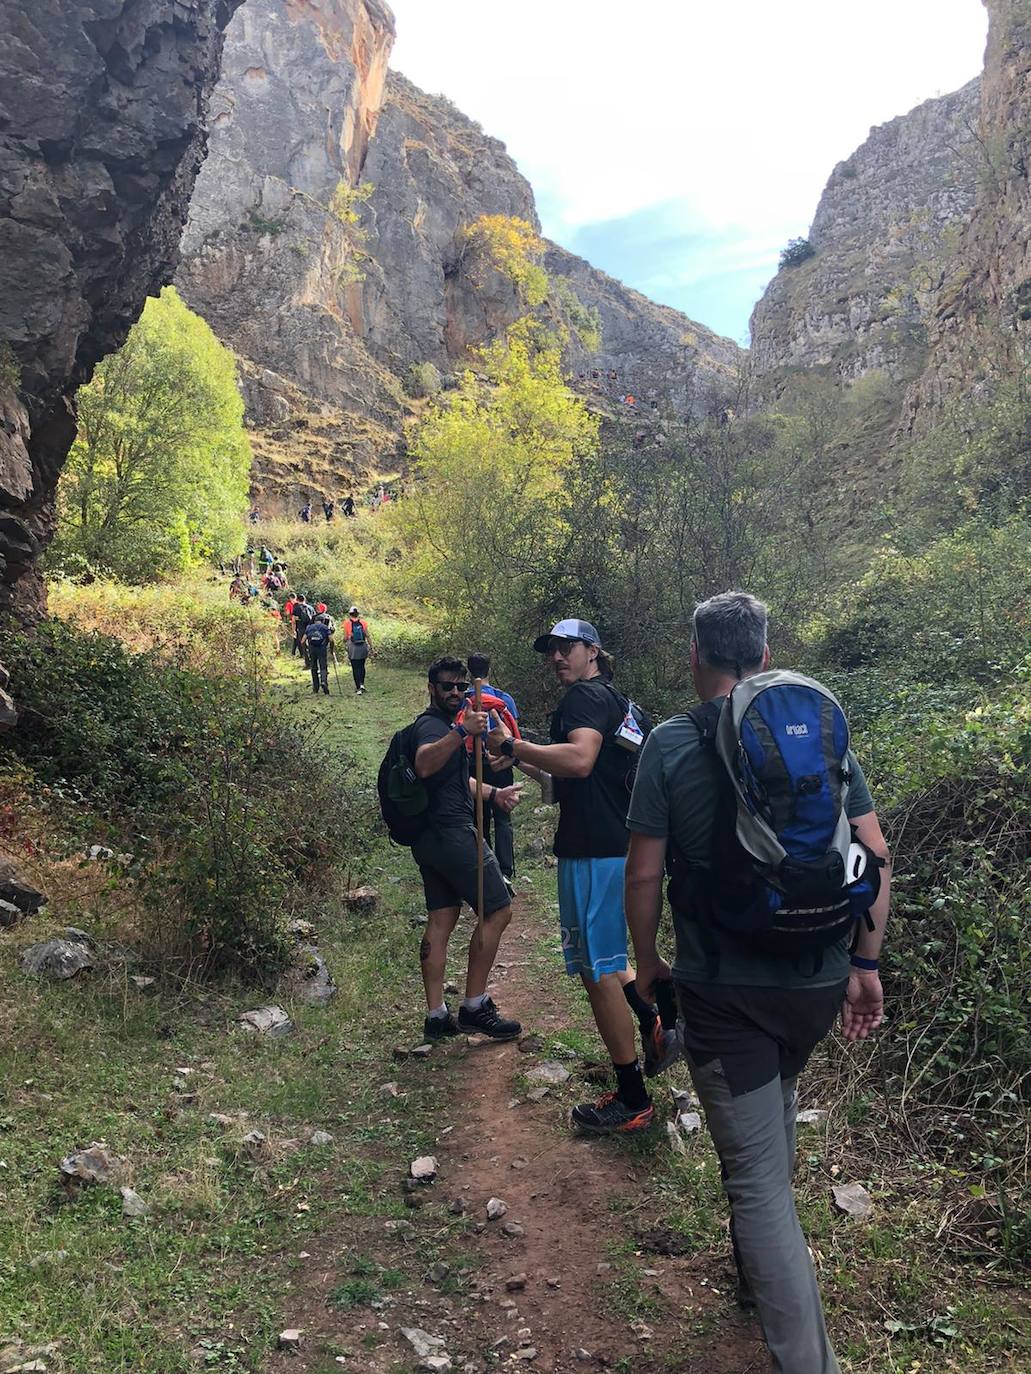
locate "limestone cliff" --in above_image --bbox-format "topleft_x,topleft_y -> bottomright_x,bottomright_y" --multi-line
907,0 -> 1031,425
0,0 -> 242,620
748,81 -> 981,402
177,4 -> 741,508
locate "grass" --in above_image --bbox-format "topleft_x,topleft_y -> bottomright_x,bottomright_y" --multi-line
0,657 -> 452,1372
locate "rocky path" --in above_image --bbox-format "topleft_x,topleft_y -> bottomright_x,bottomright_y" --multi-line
265,893 -> 766,1374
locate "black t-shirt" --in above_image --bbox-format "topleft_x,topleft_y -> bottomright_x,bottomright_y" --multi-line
550,678 -> 636,859
411,707 -> 472,828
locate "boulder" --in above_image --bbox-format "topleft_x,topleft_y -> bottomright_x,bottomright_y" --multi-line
59,1143 -> 127,1187
21,938 -> 93,979
0,864 -> 46,915
120,1186 -> 150,1218
284,944 -> 337,1005
526,1062 -> 570,1087
344,885 -> 380,916
236,1005 -> 293,1037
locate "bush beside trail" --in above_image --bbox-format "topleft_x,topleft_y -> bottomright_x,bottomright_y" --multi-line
2,611 -> 357,978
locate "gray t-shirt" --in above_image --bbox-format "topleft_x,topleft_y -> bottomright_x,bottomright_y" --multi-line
626,709 -> 875,988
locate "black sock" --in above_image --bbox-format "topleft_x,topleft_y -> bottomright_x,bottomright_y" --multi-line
613,1059 -> 649,1110
623,979 -> 658,1035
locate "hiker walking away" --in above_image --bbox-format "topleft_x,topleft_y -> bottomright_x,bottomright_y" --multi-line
322,497 -> 335,523
228,574 -> 245,602
624,591 -> 891,1374
399,658 -> 523,1042
299,500 -> 312,524
291,595 -> 314,663
344,605 -> 372,694
303,613 -> 334,696
464,652 -> 520,893
259,544 -> 274,572
486,619 -> 678,1135
342,493 -> 355,518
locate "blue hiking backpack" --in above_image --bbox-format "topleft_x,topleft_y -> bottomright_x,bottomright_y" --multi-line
670,670 -> 882,956
350,619 -> 366,645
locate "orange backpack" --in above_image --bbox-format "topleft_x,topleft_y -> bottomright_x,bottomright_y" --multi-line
454,691 -> 520,752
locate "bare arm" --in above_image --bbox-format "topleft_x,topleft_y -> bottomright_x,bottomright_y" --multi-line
841,809 -> 892,1042
414,709 -> 488,779
624,832 -> 672,1002
487,725 -> 603,779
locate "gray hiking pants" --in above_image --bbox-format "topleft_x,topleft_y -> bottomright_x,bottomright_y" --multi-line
679,981 -> 843,1374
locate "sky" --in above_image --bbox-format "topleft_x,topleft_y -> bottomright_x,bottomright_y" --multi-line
386,1 -> 989,345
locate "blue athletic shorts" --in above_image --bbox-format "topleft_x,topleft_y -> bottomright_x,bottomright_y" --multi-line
557,856 -> 628,982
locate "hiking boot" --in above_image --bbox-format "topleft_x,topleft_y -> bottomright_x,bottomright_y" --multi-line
423,1010 -> 460,1041
311,685 -> 320,694
321,685 -> 330,695
570,1090 -> 654,1135
457,996 -> 521,1040
643,1021 -> 681,1078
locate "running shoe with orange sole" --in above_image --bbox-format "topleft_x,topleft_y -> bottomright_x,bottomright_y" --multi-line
570,1090 -> 655,1134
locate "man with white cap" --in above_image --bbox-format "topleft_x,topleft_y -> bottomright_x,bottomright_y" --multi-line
487,618 -> 678,1134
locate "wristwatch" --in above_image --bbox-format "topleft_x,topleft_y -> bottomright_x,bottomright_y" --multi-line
451,722 -> 468,740
498,737 -> 516,759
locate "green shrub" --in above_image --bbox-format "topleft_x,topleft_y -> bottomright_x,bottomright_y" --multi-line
779,236 -> 816,268
407,362 -> 442,398
2,620 -> 355,979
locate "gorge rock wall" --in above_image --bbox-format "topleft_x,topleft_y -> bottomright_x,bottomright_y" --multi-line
0,0 -> 242,620
177,4 -> 742,509
907,0 -> 1031,426
748,80 -> 981,404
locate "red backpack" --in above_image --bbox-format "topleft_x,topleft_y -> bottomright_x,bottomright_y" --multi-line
454,692 -> 520,751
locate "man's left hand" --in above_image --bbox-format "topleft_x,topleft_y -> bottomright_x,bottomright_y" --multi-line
633,952 -> 672,1005
492,783 -> 523,814
841,970 -> 884,1041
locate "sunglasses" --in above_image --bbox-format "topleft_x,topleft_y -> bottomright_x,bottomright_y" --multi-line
546,638 -> 583,656
437,679 -> 470,693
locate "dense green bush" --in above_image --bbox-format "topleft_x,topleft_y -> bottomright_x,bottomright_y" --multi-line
779,236 -> 816,268
2,621 -> 354,979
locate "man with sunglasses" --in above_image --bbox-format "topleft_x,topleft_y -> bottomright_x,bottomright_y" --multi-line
408,657 -> 524,1042
487,621 -> 678,1134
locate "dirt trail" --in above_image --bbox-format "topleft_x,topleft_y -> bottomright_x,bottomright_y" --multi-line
267,895 -> 767,1374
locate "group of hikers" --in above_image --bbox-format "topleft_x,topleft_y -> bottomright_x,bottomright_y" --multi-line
376,592 -> 890,1374
297,494 -> 357,523
284,594 -> 372,696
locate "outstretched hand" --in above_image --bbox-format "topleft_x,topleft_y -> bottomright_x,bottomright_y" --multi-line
493,783 -> 523,814
841,970 -> 884,1041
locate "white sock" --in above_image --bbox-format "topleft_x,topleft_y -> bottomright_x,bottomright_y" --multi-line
427,1004 -> 448,1020
462,993 -> 487,1012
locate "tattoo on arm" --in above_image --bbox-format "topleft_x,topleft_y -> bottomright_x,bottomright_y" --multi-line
419,937 -> 431,963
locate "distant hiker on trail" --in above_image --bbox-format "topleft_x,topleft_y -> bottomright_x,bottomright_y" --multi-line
303,613 -> 334,696
315,601 -> 335,632
291,595 -> 314,662
344,605 -> 372,694
249,507 -> 260,524
259,545 -> 274,572
624,591 -> 891,1374
388,657 -> 523,1043
299,501 -> 312,524
462,652 -> 520,893
342,493 -> 355,517
228,574 -> 245,602
486,619 -> 678,1136
322,498 -> 334,523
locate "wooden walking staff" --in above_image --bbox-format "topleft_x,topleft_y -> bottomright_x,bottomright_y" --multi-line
473,676 -> 485,940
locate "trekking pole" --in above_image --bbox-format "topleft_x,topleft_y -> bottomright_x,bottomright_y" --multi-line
473,677 -> 485,943
331,647 -> 342,695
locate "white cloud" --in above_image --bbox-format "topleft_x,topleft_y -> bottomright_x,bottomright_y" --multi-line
386,0 -> 988,335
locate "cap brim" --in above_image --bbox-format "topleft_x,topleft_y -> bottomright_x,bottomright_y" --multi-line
533,634 -> 553,652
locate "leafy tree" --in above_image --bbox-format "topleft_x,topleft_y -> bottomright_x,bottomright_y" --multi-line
460,215 -> 550,307
779,236 -> 816,269
51,287 -> 250,582
386,320 -> 598,653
